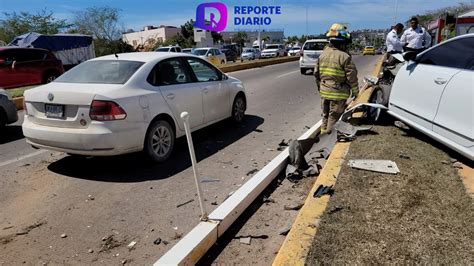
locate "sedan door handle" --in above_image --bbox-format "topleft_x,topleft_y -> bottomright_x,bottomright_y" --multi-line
434,78 -> 447,85
166,93 -> 176,100
202,88 -> 209,94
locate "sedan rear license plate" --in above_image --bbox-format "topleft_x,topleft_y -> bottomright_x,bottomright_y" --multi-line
307,54 -> 318,59
45,104 -> 64,118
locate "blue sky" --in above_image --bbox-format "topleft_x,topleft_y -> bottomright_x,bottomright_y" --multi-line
0,0 -> 472,36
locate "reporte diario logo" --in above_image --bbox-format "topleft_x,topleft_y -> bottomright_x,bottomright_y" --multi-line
194,2 -> 228,32
194,2 -> 282,32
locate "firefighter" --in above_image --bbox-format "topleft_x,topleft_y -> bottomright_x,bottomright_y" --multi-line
314,23 -> 359,134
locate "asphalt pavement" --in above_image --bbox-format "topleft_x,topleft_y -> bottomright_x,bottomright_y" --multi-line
0,55 -> 380,264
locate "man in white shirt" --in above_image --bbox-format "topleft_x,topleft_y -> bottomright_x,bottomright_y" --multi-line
401,16 -> 432,54
386,23 -> 404,54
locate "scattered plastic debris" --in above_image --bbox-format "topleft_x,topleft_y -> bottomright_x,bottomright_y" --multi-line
313,185 -> 334,198
348,159 -> 400,174
127,241 -> 137,251
153,238 -> 162,245
239,237 -> 251,245
176,199 -> 194,208
246,169 -> 258,176
284,203 -> 304,211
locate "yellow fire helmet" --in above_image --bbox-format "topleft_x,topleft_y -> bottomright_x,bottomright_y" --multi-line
326,23 -> 351,42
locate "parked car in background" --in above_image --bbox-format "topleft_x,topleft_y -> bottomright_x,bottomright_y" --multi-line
155,46 -> 182,53
288,46 -> 301,56
22,52 -> 247,162
221,48 -> 238,62
222,44 -> 240,56
363,46 -> 375,55
9,32 -> 95,71
386,33 -> 474,160
0,88 -> 18,131
182,48 -> 194,54
241,48 -> 260,60
261,44 -> 286,58
192,48 -> 227,65
299,39 -> 329,74
375,47 -> 384,54
0,47 -> 65,89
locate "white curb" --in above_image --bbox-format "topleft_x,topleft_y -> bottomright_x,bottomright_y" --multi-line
155,120 -> 322,265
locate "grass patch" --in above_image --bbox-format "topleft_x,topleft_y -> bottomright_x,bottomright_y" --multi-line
7,86 -> 37,98
306,122 -> 474,264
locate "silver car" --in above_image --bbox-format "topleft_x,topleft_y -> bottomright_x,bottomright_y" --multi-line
0,88 -> 18,131
241,48 -> 260,60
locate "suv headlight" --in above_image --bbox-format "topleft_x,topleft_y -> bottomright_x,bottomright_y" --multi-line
0,88 -> 12,101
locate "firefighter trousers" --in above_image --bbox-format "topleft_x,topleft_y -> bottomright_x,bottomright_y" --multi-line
321,98 -> 346,133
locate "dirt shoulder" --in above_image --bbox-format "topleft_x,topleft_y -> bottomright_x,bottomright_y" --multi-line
306,122 -> 474,264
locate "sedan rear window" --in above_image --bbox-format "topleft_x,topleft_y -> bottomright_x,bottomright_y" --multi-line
55,60 -> 144,84
193,49 -> 208,56
155,47 -> 170,52
304,42 -> 328,51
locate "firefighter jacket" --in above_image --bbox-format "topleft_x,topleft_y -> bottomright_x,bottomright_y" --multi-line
314,46 -> 359,100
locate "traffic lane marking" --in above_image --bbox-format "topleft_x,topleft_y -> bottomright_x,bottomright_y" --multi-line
277,70 -> 299,79
0,150 -> 47,168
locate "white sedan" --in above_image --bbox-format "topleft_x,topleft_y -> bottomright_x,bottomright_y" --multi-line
22,52 -> 247,162
387,33 -> 474,160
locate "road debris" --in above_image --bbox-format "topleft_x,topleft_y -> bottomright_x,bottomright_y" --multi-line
339,103 -> 388,122
153,238 -> 162,245
60,233 -> 67,238
88,249 -> 94,253
200,178 -> 220,183
279,225 -> 292,236
15,221 -> 46,236
246,169 -> 259,176
453,162 -> 463,169
277,139 -> 290,151
394,121 -> 410,130
313,185 -> 334,198
211,201 -> 218,205
176,199 -> 194,208
262,196 -> 276,204
335,121 -> 372,142
99,235 -> 122,252
127,241 -> 137,251
88,195 -> 95,201
399,154 -> 411,159
284,203 -> 304,211
348,159 -> 400,174
239,237 -> 251,245
328,205 -> 344,214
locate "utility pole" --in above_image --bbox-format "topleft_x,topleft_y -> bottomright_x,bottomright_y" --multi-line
394,0 -> 399,24
306,5 -> 309,39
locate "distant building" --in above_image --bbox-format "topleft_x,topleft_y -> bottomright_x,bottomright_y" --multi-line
122,25 -> 180,48
194,29 -> 214,48
221,30 -> 285,47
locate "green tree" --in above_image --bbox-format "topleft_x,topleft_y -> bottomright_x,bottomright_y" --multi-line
211,31 -> 223,44
0,9 -> 70,43
72,6 -> 122,40
234,31 -> 247,50
93,38 -> 135,57
409,2 -> 474,26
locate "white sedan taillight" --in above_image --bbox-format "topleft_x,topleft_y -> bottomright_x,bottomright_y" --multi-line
89,100 -> 127,121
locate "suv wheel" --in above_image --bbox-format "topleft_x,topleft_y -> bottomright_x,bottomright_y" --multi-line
300,68 -> 307,75
144,120 -> 175,162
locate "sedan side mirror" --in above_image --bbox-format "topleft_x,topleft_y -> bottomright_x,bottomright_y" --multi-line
402,51 -> 417,62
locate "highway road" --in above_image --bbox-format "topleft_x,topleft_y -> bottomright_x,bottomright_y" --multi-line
0,55 -> 380,264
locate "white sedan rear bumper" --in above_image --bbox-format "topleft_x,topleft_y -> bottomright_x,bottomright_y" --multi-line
22,117 -> 144,156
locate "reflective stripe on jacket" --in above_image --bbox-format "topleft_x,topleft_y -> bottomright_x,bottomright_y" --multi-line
314,46 -> 359,100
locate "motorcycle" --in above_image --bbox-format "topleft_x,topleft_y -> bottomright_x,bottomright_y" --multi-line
364,53 -> 404,121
